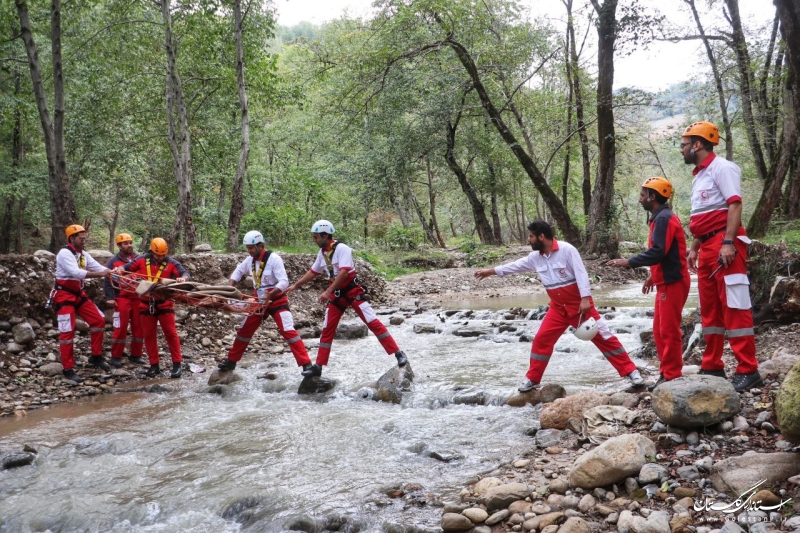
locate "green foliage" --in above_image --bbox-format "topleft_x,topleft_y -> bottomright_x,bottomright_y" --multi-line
384,223 -> 424,250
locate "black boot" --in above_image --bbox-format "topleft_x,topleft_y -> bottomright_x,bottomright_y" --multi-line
170,362 -> 183,379
394,350 -> 408,367
128,356 -> 147,365
63,369 -> 83,383
218,359 -> 236,372
145,364 -> 160,378
732,371 -> 763,392
698,368 -> 726,378
301,363 -> 322,378
647,375 -> 667,392
89,356 -> 111,372
109,358 -> 122,369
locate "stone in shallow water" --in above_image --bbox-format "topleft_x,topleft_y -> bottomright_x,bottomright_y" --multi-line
297,377 -> 336,394
208,370 -> 242,386
373,364 -> 414,404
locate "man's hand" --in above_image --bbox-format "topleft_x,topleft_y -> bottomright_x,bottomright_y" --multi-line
578,297 -> 591,315
687,249 -> 698,273
176,277 -> 186,283
606,259 -> 629,268
474,268 -> 495,280
318,289 -> 332,304
719,243 -> 736,267
106,300 -> 116,308
642,276 -> 654,295
285,284 -> 297,295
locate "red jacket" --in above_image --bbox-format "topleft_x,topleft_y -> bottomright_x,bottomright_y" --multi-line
124,252 -> 189,303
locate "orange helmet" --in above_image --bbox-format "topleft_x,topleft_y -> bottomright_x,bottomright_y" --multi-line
642,177 -> 673,199
683,121 -> 719,146
150,238 -> 168,255
65,224 -> 86,240
115,233 -> 133,245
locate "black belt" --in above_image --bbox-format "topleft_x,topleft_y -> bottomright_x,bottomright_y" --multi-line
698,227 -> 726,243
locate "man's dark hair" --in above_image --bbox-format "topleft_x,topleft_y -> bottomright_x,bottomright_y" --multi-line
643,188 -> 669,205
527,220 -> 553,239
690,135 -> 714,151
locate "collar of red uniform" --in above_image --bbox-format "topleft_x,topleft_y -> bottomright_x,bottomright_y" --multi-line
323,239 -> 337,253
692,152 -> 716,176
551,239 -> 560,251
257,249 -> 267,262
649,204 -> 669,223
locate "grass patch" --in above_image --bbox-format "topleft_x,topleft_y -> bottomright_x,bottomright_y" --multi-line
760,219 -> 800,250
355,247 -> 451,280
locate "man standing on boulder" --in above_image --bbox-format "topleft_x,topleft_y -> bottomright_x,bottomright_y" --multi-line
285,220 -> 408,379
54,224 -> 112,382
104,233 -> 146,368
474,220 -> 643,392
608,178 -> 690,390
681,121 -> 761,392
217,230 -> 313,375
119,238 -> 188,379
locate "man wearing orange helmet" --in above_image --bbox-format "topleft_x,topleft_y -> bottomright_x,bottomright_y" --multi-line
103,233 -> 146,367
54,224 -> 112,382
681,121 -> 761,392
120,238 -> 189,379
608,178 -> 690,390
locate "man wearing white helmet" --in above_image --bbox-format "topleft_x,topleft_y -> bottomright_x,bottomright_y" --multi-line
475,220 -> 642,391
217,230 -> 313,374
286,219 -> 408,378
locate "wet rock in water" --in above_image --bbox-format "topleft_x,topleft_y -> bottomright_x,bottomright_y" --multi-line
540,391 -> 610,429
12,322 -> 35,344
569,434 -> 657,489
283,514 -> 326,532
452,327 -> 490,337
776,359 -> 800,443
220,495 -> 267,524
297,377 -> 336,395
39,362 -> 64,376
1,451 -> 36,470
651,375 -> 740,428
481,482 -> 531,511
507,383 -> 567,407
710,452 -> 800,495
205,384 -> 234,397
428,450 -> 463,462
413,323 -> 441,334
373,364 -> 414,404
335,322 -> 368,339
442,512 -> 473,532
453,390 -> 487,406
208,369 -> 242,386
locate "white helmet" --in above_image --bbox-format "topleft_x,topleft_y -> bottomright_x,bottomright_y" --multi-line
573,317 -> 599,341
311,219 -> 335,234
242,230 -> 265,245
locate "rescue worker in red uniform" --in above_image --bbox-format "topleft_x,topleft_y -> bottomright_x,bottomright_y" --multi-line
475,220 -> 643,392
54,224 -> 112,382
285,220 -> 408,379
608,178 -> 691,390
682,121 -> 762,392
120,238 -> 188,379
217,230 -> 312,374
103,233 -> 146,367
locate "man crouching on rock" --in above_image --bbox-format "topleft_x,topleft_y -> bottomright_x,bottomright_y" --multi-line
474,220 -> 643,392
216,230 -> 313,375
54,224 -> 112,383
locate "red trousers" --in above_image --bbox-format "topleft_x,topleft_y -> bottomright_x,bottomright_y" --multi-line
653,278 -> 691,380
697,232 -> 758,374
55,291 -> 105,370
316,291 -> 399,367
527,305 -> 636,383
140,300 -> 182,365
227,296 -> 311,366
110,297 -> 143,358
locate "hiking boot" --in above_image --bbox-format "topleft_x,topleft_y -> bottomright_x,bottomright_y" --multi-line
88,356 -> 111,372
109,357 -> 122,369
63,369 -> 83,383
128,356 -> 147,365
218,359 -> 236,372
732,371 -> 763,392
698,368 -> 727,378
647,375 -> 667,392
301,363 -> 322,378
170,362 -> 183,379
518,379 -> 539,393
394,350 -> 408,367
145,364 -> 160,378
627,369 -> 645,387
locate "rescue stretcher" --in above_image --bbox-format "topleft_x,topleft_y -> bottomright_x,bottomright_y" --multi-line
109,272 -> 268,315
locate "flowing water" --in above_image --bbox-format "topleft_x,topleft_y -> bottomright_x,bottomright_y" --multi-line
0,281 -> 698,532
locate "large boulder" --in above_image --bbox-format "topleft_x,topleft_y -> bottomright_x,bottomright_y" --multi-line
776,360 -> 800,443
335,322 -> 368,339
540,391 -> 610,430
87,249 -> 113,263
506,383 -> 566,407
651,375 -> 740,428
480,483 -> 531,512
452,327 -> 490,338
710,452 -> 800,495
372,364 -> 414,404
12,322 -> 35,345
207,370 -> 242,385
441,513 -> 473,532
760,353 -> 800,378
298,377 -> 336,394
569,433 -> 656,489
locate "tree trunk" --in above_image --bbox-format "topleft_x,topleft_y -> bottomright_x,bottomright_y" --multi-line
0,198 -> 14,254
585,0 -> 618,256
426,158 -> 446,247
226,0 -> 250,252
108,184 -> 120,251
787,152 -> 800,219
487,161 -> 503,245
438,30 -> 581,244
15,0 -> 76,251
161,0 -> 197,252
406,175 -> 438,246
685,0 -> 734,160
15,198 -> 27,253
562,1 -> 574,209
